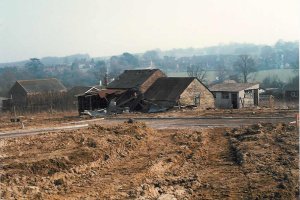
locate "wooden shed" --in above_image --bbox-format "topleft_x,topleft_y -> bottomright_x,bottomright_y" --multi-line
8,78 -> 67,112
66,86 -> 99,110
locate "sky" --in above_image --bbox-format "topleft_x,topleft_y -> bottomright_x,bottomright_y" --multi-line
0,0 -> 299,63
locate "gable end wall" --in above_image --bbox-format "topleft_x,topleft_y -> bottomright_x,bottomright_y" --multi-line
179,79 -> 215,108
9,82 -> 28,105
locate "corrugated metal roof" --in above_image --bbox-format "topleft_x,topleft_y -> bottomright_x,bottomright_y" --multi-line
144,77 -> 196,101
107,69 -> 165,89
209,83 -> 259,92
17,78 -> 66,94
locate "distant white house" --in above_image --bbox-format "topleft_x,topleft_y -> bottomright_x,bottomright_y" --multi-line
209,83 -> 259,109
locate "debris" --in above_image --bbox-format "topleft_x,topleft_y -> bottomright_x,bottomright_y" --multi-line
148,105 -> 168,113
54,179 -> 64,186
104,154 -> 110,161
127,118 -> 134,123
81,109 -> 107,118
10,118 -> 20,122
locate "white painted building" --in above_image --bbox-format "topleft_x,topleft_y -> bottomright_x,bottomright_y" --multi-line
209,83 -> 259,109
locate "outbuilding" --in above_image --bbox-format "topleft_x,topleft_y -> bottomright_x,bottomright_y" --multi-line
209,83 -> 259,109
144,77 -> 215,110
7,78 -> 67,112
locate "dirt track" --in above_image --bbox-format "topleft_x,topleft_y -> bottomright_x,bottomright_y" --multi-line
0,108 -> 297,132
103,116 -> 295,129
0,115 -> 294,139
0,121 -> 299,199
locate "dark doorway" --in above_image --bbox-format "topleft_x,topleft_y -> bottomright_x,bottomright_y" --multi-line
231,93 -> 238,109
254,89 -> 258,106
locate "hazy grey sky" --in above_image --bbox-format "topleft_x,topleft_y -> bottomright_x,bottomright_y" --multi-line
0,0 -> 299,62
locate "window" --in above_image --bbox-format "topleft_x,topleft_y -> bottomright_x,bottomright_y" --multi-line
222,92 -> 229,99
194,93 -> 200,106
244,90 -> 253,98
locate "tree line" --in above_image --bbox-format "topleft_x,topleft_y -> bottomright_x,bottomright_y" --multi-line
0,40 -> 298,96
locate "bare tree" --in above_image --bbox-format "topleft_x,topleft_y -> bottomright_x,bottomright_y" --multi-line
235,55 -> 256,83
216,65 -> 227,83
187,64 -> 207,82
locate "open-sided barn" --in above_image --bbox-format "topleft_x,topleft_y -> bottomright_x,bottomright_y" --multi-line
66,86 -> 104,110
77,88 -> 126,113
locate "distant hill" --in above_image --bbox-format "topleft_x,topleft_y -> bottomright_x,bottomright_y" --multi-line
168,69 -> 298,84
159,43 -> 263,58
0,60 -> 28,68
0,40 -> 298,68
0,54 -> 90,68
41,54 -> 90,66
157,41 -> 298,58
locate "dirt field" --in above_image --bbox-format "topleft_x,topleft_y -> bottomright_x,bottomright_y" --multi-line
0,115 -> 299,199
0,111 -> 79,132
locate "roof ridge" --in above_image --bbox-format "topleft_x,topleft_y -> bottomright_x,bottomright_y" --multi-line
15,78 -> 66,94
18,78 -> 58,82
15,81 -> 29,93
124,68 -> 158,71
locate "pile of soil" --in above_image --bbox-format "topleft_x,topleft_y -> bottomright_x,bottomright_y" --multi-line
0,122 -> 154,199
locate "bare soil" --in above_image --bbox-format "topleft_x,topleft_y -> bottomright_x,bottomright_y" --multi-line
0,111 -> 79,132
0,120 -> 298,199
0,108 -> 297,132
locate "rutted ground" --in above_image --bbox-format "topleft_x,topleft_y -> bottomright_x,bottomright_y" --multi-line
0,122 -> 298,199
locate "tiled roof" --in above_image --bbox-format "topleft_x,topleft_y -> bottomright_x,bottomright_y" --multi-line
145,77 -> 197,101
107,69 -> 165,89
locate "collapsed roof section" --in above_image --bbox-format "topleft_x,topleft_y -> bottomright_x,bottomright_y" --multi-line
77,69 -> 216,115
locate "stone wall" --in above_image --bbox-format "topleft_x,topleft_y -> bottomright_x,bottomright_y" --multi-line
179,79 -> 215,108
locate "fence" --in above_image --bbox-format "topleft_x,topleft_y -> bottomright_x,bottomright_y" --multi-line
259,94 -> 299,109
1,92 -> 79,114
